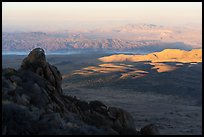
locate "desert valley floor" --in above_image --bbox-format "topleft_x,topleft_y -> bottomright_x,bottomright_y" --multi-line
2,53 -> 202,135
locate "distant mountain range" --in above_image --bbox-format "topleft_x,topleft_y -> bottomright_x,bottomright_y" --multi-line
2,24 -> 202,53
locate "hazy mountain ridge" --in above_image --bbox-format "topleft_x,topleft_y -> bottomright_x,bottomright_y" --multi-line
2,24 -> 201,52
111,24 -> 201,45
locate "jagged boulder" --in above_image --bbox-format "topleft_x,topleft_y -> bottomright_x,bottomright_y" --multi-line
20,48 -> 62,94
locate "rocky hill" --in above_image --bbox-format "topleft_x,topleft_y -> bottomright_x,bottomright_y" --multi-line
2,48 -> 160,135
99,49 -> 202,63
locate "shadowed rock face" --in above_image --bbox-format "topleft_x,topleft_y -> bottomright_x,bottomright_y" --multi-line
140,124 -> 160,135
2,48 -> 159,135
20,48 -> 62,94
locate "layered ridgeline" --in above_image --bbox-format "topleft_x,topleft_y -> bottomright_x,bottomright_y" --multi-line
2,48 -> 160,135
99,49 -> 202,63
2,24 -> 202,53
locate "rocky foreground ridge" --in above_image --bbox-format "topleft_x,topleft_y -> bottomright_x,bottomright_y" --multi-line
99,49 -> 202,63
2,48 -> 159,135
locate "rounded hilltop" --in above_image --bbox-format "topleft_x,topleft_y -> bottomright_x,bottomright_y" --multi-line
99,49 -> 202,63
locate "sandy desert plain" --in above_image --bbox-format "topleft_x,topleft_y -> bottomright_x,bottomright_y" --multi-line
2,52 -> 202,135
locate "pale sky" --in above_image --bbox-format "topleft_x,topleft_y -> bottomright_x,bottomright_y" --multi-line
2,2 -> 202,32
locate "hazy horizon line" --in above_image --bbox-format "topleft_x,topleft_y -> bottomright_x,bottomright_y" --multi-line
2,21 -> 202,33
3,2 -> 201,32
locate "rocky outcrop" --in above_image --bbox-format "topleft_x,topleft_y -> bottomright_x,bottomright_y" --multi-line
20,48 -> 62,93
2,48 -> 159,135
